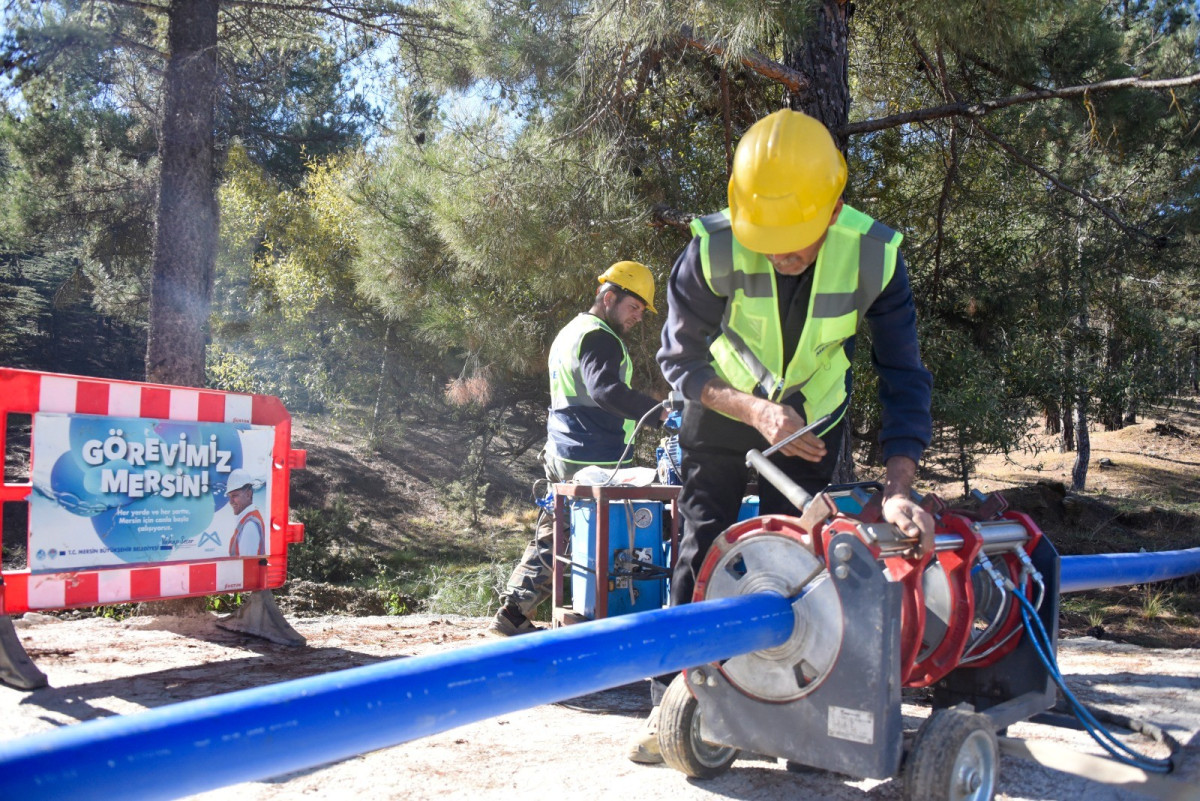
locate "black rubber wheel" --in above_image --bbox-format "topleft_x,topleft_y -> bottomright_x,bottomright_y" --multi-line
658,673 -> 739,779
903,709 -> 999,801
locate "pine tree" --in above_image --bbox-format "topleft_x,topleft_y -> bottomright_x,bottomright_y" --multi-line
342,0 -> 1198,489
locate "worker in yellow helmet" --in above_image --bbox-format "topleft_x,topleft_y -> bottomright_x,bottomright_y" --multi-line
630,110 -> 935,762
488,261 -> 669,637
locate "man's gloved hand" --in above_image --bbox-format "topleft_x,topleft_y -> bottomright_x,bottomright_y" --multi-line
663,410 -> 682,433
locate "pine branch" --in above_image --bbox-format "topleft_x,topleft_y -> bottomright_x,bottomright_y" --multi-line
674,25 -> 810,94
1126,277 -> 1200,287
50,0 -> 458,43
959,51 -> 1047,94
110,32 -> 167,61
552,44 -> 642,142
649,203 -> 694,233
92,0 -> 171,13
931,123 -> 961,305
971,121 -> 1158,244
840,72 -> 1200,136
222,0 -> 461,41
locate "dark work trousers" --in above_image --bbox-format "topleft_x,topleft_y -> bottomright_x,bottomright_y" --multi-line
649,415 -> 845,703
670,418 -> 844,607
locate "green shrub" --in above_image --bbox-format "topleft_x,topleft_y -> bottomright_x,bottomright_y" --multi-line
403,561 -> 510,617
289,498 -> 383,584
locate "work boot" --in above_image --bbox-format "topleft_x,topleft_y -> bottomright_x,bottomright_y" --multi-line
626,705 -> 663,764
485,605 -> 539,637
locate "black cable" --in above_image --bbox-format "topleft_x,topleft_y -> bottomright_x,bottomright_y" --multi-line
600,400 -> 669,486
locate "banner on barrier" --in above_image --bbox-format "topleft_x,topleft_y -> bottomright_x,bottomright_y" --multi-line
1,366 -> 306,614
28,413 -> 275,573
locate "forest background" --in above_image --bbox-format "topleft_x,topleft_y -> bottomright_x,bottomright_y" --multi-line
0,0 -> 1198,639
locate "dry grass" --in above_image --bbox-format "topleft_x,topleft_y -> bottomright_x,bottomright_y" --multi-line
920,398 -> 1200,506
918,395 -> 1200,649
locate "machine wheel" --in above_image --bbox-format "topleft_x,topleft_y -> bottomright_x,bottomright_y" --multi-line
903,708 -> 999,801
658,674 -> 739,779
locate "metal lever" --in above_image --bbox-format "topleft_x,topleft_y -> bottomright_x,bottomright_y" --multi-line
745,450 -> 813,511
758,414 -> 833,459
745,415 -> 833,514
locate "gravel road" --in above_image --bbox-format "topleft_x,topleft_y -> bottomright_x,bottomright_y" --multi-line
2,612 -> 1198,801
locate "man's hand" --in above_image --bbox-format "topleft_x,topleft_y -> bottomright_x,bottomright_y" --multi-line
697,378 -> 827,463
882,494 -> 935,557
750,401 -> 827,462
881,455 -> 935,557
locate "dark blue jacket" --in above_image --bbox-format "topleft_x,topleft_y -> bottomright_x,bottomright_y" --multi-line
657,236 -> 932,465
547,326 -> 661,465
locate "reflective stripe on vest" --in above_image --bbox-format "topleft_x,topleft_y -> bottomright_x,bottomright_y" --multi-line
548,313 -> 636,443
229,508 -> 265,557
691,205 -> 901,430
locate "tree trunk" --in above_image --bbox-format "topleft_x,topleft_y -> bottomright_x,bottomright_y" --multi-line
1060,394 -> 1075,452
1071,394 -> 1090,491
786,0 -> 853,484
1185,333 -> 1195,393
783,0 -> 851,138
143,0 -> 219,616
371,324 -> 393,441
958,428 -> 970,498
1059,265 -> 1075,453
1070,206 -> 1091,491
1122,351 -> 1138,425
145,0 -> 219,388
1043,401 -> 1061,435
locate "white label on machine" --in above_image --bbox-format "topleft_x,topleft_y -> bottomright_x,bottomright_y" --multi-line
827,706 -> 874,745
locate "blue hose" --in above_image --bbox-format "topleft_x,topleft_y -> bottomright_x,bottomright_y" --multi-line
1012,589 -> 1174,773
1060,548 -> 1200,593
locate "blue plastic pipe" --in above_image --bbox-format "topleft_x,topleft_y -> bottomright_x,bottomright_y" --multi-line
1059,547 -> 1200,593
0,592 -> 795,801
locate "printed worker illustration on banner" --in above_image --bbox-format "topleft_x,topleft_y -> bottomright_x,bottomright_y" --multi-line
27,413 -> 275,572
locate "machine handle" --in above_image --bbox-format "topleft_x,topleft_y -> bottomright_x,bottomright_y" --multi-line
745,449 -> 813,511
744,414 -> 831,511
758,414 -> 833,459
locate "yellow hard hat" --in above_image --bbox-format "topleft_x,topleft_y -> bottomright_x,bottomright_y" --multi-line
727,109 -> 848,254
597,260 -> 657,313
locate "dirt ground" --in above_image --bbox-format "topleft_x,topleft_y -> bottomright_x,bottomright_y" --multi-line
3,611 -> 1199,801
3,403 -> 1198,799
919,398 -> 1200,506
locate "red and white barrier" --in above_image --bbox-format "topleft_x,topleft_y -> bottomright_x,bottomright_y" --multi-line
0,368 -> 306,615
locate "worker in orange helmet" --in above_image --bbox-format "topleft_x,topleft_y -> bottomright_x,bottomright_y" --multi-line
632,109 -> 935,763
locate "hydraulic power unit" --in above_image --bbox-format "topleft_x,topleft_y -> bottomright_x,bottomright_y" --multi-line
570,500 -> 665,618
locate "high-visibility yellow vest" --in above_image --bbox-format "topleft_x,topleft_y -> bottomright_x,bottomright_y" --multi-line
691,204 -> 901,433
548,313 -> 636,447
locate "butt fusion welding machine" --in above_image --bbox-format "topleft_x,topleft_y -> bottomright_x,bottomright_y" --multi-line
658,444 -> 1066,801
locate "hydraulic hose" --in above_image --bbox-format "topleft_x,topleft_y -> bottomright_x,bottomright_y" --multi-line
601,399 -> 672,486
976,555 -> 1176,775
